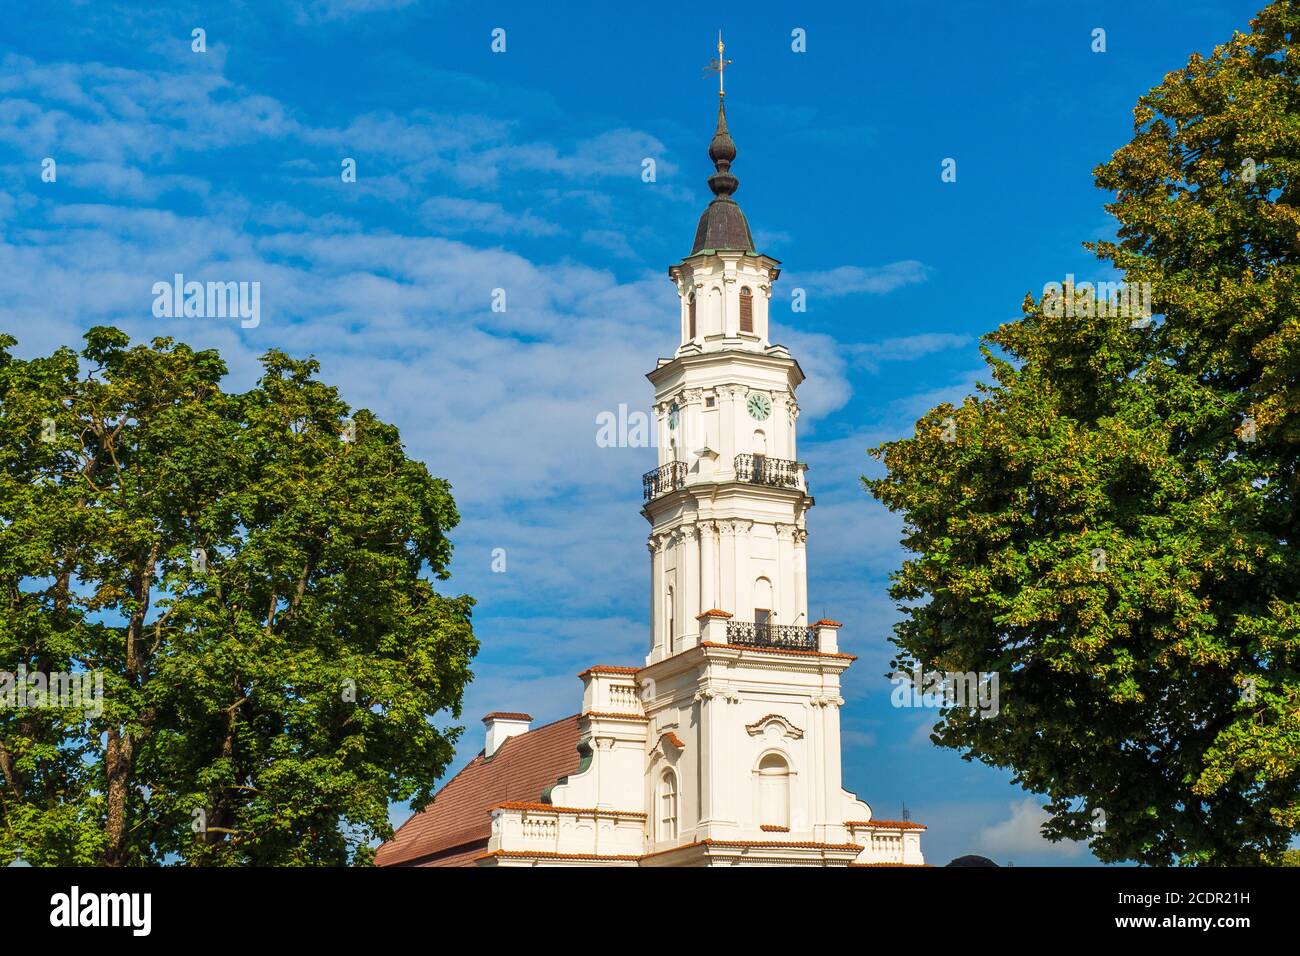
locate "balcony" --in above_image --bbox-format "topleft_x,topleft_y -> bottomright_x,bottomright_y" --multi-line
726,619 -> 817,651
643,460 -> 687,501
734,454 -> 803,489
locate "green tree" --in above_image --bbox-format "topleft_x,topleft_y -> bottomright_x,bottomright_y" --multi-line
0,328 -> 476,865
867,2 -> 1299,865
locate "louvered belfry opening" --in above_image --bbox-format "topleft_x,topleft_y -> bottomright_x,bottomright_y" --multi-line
739,286 -> 753,333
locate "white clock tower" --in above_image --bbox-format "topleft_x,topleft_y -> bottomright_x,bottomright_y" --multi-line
429,43 -> 929,866
619,52 -> 925,865
644,91 -> 808,666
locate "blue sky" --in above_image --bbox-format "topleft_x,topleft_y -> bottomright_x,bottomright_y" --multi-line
0,0 -> 1266,865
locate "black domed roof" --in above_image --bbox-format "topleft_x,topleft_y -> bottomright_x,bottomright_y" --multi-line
689,97 -> 755,254
692,198 -> 754,254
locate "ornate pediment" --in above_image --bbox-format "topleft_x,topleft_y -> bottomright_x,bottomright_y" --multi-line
745,713 -> 804,741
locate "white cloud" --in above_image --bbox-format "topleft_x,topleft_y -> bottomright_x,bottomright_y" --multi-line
581,228 -> 635,259
977,798 -> 1087,859
852,332 -> 973,372
292,0 -> 421,23
420,196 -> 561,237
789,260 -> 930,298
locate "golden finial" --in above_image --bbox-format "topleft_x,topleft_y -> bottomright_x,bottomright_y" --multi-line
704,29 -> 732,98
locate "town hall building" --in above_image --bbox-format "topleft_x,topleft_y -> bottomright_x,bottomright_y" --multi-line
376,48 -> 927,868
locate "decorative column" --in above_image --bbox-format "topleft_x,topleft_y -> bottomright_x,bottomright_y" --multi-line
699,520 -> 717,612
677,276 -> 690,343
775,523 -> 794,624
695,688 -> 716,830
648,536 -> 661,659
719,385 -> 738,480
655,401 -> 670,463
810,691 -> 846,839
681,524 -> 700,646
788,399 -> 800,464
733,519 -> 753,621
719,520 -> 737,614
721,265 -> 737,337
772,392 -> 790,460
793,528 -> 808,626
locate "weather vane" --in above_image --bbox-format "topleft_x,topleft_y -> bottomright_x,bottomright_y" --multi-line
704,30 -> 732,97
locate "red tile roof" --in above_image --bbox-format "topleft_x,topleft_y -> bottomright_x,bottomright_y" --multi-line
376,715 -> 583,867
482,711 -> 532,722
577,664 -> 640,678
657,731 -> 685,750
846,819 -> 928,830
583,711 -> 650,721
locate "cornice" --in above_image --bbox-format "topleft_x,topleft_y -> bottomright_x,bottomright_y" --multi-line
647,347 -> 806,389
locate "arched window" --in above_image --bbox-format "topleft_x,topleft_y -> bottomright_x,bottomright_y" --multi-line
739,286 -> 754,333
758,753 -> 790,829
707,286 -> 723,336
659,769 -> 678,841
688,293 -> 696,340
753,429 -> 767,455
754,576 -> 773,631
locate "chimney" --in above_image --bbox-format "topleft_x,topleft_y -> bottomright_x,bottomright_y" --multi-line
482,712 -> 532,757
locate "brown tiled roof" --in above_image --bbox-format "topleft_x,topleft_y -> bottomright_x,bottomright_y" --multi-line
376,715 -> 583,867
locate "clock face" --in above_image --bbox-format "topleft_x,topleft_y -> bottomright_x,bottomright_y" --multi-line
668,403 -> 680,430
747,392 -> 772,421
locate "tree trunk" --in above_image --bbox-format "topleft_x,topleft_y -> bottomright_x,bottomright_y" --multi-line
102,541 -> 159,866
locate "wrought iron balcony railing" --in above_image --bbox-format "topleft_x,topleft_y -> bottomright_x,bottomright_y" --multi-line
643,460 -> 687,501
726,620 -> 817,651
734,454 -> 803,489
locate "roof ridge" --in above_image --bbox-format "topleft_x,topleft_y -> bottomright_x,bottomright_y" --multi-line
526,713 -> 582,734
481,712 -> 580,763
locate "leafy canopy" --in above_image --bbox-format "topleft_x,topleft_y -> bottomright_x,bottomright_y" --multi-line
867,3 -> 1299,865
0,328 -> 476,865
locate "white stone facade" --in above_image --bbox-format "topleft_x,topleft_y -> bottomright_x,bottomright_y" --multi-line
480,244 -> 926,867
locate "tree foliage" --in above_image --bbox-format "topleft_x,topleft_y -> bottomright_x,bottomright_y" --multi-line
867,3 -> 1299,864
0,328 -> 476,865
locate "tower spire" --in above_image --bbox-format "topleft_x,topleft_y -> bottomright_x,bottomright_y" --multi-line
707,29 -> 730,98
691,31 -> 753,254
703,31 -> 737,199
